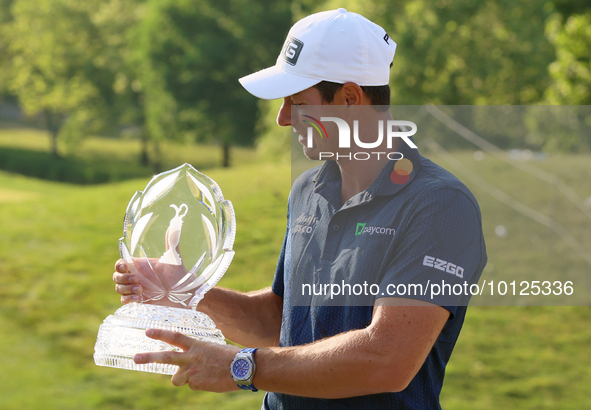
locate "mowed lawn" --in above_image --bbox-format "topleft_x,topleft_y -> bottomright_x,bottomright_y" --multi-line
0,128 -> 590,409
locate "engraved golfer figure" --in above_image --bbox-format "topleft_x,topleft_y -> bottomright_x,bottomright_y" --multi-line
160,203 -> 188,266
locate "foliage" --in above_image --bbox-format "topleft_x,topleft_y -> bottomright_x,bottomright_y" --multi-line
0,0 -> 14,95
133,0 -> 291,167
3,0 -> 116,155
88,0 -> 152,165
255,98 -> 291,163
3,0 -> 591,155
327,0 -> 556,105
540,12 -> 591,151
545,12 -> 591,105
261,0 -> 568,150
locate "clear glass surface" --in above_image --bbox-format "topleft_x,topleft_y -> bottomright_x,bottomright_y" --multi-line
94,304 -> 226,375
120,163 -> 236,308
95,164 -> 234,373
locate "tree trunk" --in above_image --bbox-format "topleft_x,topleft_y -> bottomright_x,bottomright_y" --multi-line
222,140 -> 231,168
50,130 -> 59,158
152,140 -> 162,174
44,110 -> 62,158
140,128 -> 149,166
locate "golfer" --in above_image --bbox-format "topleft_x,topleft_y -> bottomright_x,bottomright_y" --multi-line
114,9 -> 486,409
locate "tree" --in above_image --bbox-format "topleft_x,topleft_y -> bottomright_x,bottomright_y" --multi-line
89,0 -> 153,166
539,11 -> 591,151
133,0 -> 291,167
0,0 -> 15,99
545,12 -> 591,105
3,0 -> 116,156
380,0 -> 556,105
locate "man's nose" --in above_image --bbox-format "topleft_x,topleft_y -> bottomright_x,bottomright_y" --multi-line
276,97 -> 292,127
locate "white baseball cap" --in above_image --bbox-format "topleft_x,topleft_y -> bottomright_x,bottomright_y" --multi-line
239,8 -> 397,100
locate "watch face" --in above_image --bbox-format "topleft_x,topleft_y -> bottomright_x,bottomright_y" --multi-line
232,358 -> 251,380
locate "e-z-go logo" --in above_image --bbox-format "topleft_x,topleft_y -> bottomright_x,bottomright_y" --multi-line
304,117 -> 418,161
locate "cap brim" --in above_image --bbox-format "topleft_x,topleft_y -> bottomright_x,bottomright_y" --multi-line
239,66 -> 321,100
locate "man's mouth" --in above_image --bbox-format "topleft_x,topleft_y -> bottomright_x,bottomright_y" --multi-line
294,127 -> 309,146
298,134 -> 306,145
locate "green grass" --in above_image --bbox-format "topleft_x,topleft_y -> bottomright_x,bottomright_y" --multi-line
0,127 -> 590,409
0,161 -> 288,410
441,306 -> 591,410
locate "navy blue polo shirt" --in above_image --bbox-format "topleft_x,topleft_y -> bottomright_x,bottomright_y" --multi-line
263,145 -> 487,410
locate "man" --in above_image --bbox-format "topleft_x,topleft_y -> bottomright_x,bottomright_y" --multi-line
113,9 -> 486,409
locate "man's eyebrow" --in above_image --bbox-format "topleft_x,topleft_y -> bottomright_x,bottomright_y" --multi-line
291,90 -> 307,99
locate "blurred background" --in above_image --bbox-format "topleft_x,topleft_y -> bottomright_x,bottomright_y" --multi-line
0,0 -> 590,409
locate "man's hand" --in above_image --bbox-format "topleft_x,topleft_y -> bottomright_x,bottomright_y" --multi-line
113,258 -> 197,307
113,258 -> 283,347
113,259 -> 142,304
133,329 -> 241,392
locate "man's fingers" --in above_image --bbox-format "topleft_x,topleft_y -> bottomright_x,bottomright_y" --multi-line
144,329 -> 194,350
134,329 -> 196,365
171,371 -> 189,387
133,350 -> 184,366
115,283 -> 142,295
112,272 -> 139,285
114,259 -> 130,273
121,294 -> 140,304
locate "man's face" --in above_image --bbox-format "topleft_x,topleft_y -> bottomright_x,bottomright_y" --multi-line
276,86 -> 339,160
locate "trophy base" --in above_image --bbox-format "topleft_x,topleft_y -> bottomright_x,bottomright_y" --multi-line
94,303 -> 226,375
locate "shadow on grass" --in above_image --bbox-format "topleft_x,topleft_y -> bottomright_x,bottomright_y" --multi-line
0,146 -> 217,185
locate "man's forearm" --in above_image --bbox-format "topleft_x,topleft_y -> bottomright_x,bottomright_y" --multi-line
251,304 -> 449,399
134,301 -> 449,398
253,328 -> 396,398
197,286 -> 282,347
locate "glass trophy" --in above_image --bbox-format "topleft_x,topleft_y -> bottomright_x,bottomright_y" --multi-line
94,163 -> 235,375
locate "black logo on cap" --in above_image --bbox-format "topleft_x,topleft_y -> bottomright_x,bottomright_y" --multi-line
281,36 -> 304,66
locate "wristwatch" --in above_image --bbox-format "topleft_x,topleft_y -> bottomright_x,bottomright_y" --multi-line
230,348 -> 258,391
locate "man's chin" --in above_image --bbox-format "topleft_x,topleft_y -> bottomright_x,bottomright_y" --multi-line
301,147 -> 338,161
302,148 -> 319,161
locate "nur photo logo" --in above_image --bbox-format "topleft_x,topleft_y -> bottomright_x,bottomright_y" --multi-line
302,114 -> 418,161
303,115 -> 328,141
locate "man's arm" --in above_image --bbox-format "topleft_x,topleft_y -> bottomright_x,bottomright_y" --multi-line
113,260 -> 283,348
198,286 -> 283,348
253,299 -> 449,397
134,298 -> 449,398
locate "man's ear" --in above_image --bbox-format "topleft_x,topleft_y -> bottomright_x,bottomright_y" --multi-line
338,82 -> 365,105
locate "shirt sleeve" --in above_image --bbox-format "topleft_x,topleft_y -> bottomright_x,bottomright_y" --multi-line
378,187 -> 487,314
271,200 -> 291,298
271,227 -> 288,298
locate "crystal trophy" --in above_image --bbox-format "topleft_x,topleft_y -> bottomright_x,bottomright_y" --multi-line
94,163 -> 235,375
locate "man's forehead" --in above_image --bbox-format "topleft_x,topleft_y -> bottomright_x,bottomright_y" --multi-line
290,88 -> 312,98
290,86 -> 322,100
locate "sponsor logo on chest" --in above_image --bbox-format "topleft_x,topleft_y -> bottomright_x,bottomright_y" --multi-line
294,213 -> 318,234
354,222 -> 396,237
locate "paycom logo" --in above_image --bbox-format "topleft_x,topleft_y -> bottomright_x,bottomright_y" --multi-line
355,222 -> 396,236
